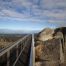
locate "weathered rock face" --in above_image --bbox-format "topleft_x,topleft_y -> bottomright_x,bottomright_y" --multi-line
38,28 -> 54,41
35,27 -> 66,66
54,27 -> 66,43
54,27 -> 66,63
35,61 -> 59,66
35,39 -> 60,62
35,44 -> 45,61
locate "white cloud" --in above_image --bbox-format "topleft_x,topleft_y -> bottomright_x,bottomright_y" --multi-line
0,9 -> 31,18
47,19 -> 66,27
0,0 -> 66,25
48,19 -> 65,23
43,10 -> 66,19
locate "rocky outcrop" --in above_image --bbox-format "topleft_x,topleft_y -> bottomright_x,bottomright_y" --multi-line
37,28 -> 54,41
35,39 -> 60,61
35,27 -> 66,66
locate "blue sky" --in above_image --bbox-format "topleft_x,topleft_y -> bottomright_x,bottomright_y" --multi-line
0,17 -> 57,31
0,0 -> 66,32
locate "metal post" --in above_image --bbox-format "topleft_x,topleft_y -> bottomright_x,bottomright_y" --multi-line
20,42 -> 22,49
7,51 -> 10,66
16,45 -> 18,58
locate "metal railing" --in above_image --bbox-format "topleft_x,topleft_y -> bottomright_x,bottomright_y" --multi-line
29,34 -> 35,66
0,35 -> 31,66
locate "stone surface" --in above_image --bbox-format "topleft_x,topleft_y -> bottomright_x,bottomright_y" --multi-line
35,61 -> 59,66
38,28 -> 54,41
35,27 -> 66,66
35,39 -> 60,61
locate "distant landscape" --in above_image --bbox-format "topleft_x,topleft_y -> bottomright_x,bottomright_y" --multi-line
0,29 -> 40,34
0,34 -> 26,49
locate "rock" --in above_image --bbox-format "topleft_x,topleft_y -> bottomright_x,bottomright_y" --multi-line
35,39 -> 60,61
35,61 -> 59,66
35,44 -> 45,61
35,41 -> 43,47
35,27 -> 66,66
38,28 -> 54,41
54,32 -> 63,39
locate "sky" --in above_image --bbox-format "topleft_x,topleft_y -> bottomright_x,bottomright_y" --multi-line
0,0 -> 66,32
0,17 -> 56,31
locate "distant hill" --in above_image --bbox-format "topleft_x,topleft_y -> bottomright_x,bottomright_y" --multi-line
0,29 -> 39,34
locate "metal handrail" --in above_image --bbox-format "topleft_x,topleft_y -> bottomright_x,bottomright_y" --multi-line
0,35 -> 31,66
29,34 -> 35,66
13,37 -> 30,66
0,35 -> 29,57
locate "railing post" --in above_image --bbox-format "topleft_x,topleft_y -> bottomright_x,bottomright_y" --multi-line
16,45 -> 19,58
21,43 -> 22,50
7,51 -> 10,66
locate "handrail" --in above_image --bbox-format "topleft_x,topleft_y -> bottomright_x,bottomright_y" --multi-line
29,34 -> 35,66
0,35 -> 29,57
0,34 -> 32,66
13,38 -> 29,66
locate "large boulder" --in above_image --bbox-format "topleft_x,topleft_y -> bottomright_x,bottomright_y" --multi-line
38,28 -> 54,41
35,27 -> 66,66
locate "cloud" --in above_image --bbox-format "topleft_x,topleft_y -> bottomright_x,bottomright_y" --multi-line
0,0 -> 66,26
0,9 -> 31,18
47,19 -> 66,27
0,15 -> 44,23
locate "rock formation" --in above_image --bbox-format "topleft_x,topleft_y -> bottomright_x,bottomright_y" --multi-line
37,28 -> 54,41
35,27 -> 66,66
